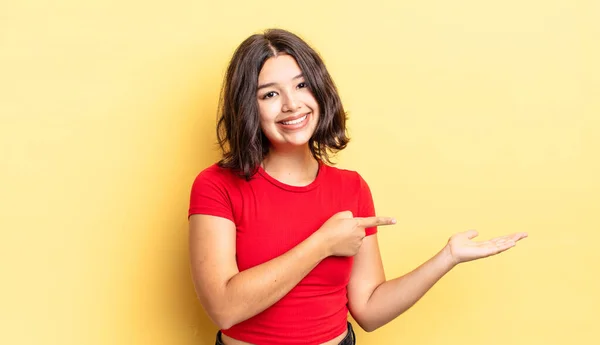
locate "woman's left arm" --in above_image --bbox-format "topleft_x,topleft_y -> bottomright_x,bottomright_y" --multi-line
347,230 -> 528,332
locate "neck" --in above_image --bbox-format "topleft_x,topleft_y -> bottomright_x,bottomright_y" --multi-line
262,145 -> 319,187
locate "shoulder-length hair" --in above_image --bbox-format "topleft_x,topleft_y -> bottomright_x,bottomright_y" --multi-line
216,28 -> 349,180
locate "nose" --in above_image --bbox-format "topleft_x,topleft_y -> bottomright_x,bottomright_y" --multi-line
281,91 -> 299,113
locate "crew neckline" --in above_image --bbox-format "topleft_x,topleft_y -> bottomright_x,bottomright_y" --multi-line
257,161 -> 326,192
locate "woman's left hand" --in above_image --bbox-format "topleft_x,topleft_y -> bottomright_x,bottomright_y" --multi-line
445,230 -> 528,265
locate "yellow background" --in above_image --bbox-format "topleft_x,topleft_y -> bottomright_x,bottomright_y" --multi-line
1,1 -> 598,344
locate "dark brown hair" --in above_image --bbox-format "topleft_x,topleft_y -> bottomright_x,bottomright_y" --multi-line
216,28 -> 349,180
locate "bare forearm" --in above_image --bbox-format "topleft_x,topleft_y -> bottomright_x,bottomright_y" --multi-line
361,245 -> 456,331
209,233 -> 328,328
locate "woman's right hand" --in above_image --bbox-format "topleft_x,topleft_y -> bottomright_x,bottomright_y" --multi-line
317,211 -> 396,257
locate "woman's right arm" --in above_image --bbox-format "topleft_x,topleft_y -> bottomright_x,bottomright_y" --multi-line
189,211 -> 395,330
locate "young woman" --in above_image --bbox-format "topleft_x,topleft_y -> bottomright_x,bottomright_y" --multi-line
188,28 -> 527,345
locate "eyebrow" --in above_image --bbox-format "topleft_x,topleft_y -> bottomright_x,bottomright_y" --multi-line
257,73 -> 304,91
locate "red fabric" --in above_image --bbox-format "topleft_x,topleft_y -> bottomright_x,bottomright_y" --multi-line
189,162 -> 377,345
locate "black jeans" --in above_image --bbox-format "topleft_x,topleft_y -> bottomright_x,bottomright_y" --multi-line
215,322 -> 356,345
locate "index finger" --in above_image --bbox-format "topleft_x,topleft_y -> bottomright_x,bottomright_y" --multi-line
355,216 -> 396,228
493,232 -> 529,242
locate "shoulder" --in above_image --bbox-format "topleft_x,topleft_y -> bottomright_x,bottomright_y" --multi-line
190,163 -> 249,199
321,164 -> 372,198
322,164 -> 369,186
193,163 -> 242,187
323,164 -> 376,219
189,163 -> 246,220
196,163 -> 234,179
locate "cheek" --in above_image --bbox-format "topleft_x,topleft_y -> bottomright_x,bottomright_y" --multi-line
258,101 -> 280,121
257,110 -> 272,130
303,94 -> 320,114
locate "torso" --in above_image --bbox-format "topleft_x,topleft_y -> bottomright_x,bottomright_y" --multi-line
189,163 -> 376,344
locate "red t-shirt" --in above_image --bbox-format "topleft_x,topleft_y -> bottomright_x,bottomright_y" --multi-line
188,162 -> 377,345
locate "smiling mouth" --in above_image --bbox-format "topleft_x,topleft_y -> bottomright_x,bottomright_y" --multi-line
279,113 -> 309,125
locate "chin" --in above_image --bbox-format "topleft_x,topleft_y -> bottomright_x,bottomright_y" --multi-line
270,136 -> 312,150
267,125 -> 318,149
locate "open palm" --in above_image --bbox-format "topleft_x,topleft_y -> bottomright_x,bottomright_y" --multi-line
447,230 -> 528,265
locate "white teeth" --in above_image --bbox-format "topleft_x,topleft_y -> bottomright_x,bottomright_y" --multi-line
281,114 -> 308,125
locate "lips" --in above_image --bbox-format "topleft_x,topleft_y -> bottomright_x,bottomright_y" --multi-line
281,114 -> 308,125
278,112 -> 309,124
277,112 -> 311,130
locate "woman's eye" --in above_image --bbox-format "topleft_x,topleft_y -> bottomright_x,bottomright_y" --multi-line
298,82 -> 307,89
263,91 -> 277,99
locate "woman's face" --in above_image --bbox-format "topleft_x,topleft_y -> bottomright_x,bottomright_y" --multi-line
256,54 -> 320,150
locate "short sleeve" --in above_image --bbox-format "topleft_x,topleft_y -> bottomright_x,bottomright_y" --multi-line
357,173 -> 378,236
188,167 -> 235,222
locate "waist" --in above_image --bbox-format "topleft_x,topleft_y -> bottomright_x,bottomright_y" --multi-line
218,322 -> 355,345
222,294 -> 349,344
